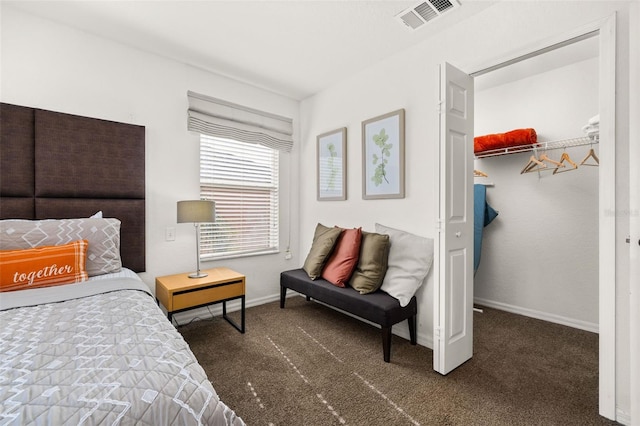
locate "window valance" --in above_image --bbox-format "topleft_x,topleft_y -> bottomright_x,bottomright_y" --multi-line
187,91 -> 293,152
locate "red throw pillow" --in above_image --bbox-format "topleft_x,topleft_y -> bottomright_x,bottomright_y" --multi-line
321,227 -> 362,287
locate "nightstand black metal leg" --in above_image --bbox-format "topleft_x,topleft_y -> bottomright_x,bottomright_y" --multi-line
222,296 -> 245,333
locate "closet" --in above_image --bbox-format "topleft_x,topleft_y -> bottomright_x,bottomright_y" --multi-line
472,36 -> 600,332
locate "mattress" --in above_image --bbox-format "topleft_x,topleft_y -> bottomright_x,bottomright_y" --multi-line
0,271 -> 244,425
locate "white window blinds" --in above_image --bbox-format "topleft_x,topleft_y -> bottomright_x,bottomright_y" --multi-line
199,135 -> 279,259
188,91 -> 293,152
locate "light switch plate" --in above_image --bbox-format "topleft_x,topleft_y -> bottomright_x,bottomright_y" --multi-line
165,227 -> 176,241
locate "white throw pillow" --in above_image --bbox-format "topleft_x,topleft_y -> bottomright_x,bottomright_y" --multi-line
375,223 -> 434,307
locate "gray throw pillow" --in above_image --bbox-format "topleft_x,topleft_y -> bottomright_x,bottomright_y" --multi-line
302,223 -> 342,280
0,218 -> 122,277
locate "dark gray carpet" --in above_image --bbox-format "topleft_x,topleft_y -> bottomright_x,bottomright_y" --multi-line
179,296 -> 617,426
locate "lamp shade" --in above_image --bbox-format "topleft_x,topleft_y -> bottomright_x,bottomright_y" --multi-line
177,200 -> 215,223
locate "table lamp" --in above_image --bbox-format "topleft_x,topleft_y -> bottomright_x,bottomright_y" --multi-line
177,200 -> 215,278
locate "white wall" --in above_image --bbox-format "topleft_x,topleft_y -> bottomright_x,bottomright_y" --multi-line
299,52 -> 439,346
0,6 -> 301,312
473,56 -> 600,330
299,1 -> 633,421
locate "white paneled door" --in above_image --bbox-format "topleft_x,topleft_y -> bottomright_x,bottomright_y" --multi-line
434,62 -> 474,375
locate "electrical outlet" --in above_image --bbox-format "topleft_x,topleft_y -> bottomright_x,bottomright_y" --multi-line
165,227 -> 176,241
284,250 -> 292,260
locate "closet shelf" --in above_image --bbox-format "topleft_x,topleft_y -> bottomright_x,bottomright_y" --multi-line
475,135 -> 599,159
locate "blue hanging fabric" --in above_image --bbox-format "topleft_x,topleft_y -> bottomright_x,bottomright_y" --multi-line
474,184 -> 498,274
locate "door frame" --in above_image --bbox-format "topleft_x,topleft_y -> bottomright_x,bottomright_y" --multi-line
464,14 -> 617,420
629,3 -> 640,424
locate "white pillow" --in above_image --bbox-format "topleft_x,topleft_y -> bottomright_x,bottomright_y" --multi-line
375,223 -> 434,307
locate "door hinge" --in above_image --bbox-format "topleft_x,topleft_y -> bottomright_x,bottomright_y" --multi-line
435,326 -> 444,341
437,100 -> 443,114
436,219 -> 443,233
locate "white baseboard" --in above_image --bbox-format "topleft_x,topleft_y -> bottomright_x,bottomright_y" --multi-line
473,297 -> 599,334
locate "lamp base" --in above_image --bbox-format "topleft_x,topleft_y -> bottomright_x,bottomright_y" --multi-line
188,271 -> 208,279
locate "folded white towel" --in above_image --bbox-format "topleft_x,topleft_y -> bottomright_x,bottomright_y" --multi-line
582,123 -> 600,141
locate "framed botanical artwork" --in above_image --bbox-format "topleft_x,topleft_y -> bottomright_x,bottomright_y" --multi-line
362,109 -> 405,199
317,127 -> 347,201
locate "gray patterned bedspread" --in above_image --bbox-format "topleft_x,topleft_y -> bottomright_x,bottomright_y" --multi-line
0,277 -> 245,426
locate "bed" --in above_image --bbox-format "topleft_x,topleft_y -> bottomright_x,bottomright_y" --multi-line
0,103 -> 244,425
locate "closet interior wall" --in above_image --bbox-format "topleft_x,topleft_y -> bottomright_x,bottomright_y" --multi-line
473,52 -> 600,332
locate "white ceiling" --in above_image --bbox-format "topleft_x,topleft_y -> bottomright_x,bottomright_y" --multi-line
4,0 -> 497,100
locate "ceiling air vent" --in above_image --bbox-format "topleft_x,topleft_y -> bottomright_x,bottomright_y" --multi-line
395,0 -> 460,30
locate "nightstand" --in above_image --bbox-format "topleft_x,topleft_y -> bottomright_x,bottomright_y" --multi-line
155,267 -> 245,333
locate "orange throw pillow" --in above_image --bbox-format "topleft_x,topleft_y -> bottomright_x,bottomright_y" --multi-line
0,240 -> 89,292
321,227 -> 362,287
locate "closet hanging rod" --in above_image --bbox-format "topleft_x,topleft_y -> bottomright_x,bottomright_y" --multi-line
474,135 -> 598,159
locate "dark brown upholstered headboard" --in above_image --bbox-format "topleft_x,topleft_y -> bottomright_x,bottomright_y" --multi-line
0,103 -> 146,272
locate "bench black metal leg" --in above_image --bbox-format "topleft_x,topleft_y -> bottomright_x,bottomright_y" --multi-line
408,315 -> 417,345
280,287 -> 287,308
382,326 -> 392,363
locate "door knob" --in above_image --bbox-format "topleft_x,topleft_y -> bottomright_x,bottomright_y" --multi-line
455,232 -> 461,238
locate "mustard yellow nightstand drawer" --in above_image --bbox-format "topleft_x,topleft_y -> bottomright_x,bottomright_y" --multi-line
172,281 -> 244,311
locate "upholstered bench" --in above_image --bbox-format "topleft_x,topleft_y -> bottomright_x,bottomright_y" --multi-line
280,268 -> 417,363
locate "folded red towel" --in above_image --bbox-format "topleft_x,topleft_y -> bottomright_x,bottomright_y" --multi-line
474,128 -> 537,153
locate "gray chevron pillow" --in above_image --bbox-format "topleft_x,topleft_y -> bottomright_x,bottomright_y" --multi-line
1,218 -> 122,277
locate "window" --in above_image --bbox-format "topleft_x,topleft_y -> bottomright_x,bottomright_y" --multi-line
199,135 -> 279,259
187,91 -> 291,260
